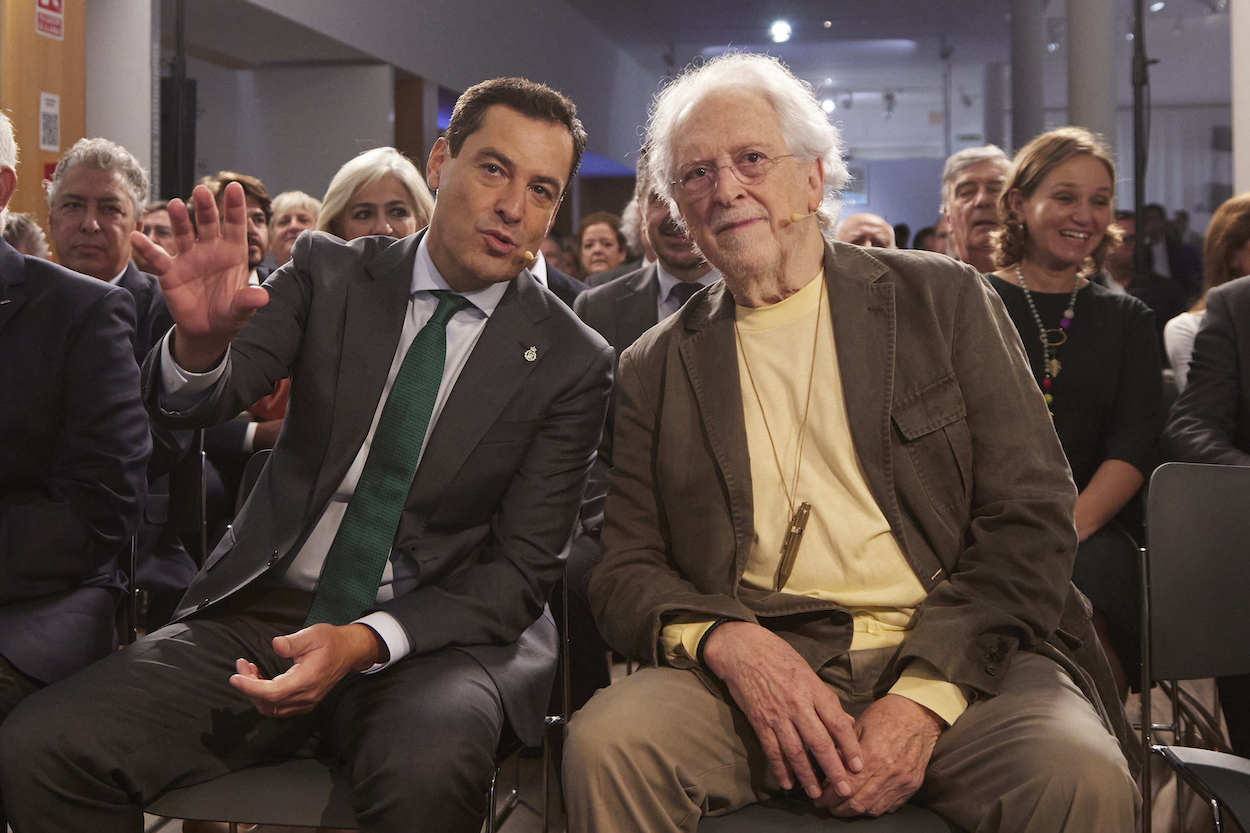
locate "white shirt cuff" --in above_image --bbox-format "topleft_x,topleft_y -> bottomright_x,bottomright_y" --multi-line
355,611 -> 411,673
159,329 -> 228,395
242,420 -> 258,453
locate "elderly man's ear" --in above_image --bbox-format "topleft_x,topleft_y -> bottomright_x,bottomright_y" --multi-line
0,167 -> 16,213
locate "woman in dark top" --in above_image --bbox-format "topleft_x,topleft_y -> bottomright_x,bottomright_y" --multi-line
988,127 -> 1163,696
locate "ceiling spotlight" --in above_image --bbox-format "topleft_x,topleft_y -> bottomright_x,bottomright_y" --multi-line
1149,1 -> 1166,11
770,20 -> 792,43
823,20 -> 832,28
1046,41 -> 1060,53
824,77 -> 833,86
1126,31 -> 1135,40
822,98 -> 836,113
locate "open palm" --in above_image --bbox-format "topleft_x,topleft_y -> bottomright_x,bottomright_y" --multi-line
132,182 -> 269,368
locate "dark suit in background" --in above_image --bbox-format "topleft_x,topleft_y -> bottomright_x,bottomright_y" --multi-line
544,262 -> 587,309
115,263 -> 199,627
0,238 -> 150,707
585,257 -> 645,288
1164,274 -> 1250,754
1,231 -> 612,833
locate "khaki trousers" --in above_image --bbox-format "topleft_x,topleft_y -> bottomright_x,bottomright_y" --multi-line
564,650 -> 1138,832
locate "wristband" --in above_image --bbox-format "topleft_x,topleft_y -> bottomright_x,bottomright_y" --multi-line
695,618 -> 732,666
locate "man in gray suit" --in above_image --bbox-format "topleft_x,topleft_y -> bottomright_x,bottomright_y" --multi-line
2,77 -> 612,833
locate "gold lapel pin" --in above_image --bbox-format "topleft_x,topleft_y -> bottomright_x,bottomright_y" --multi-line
524,346 -> 538,362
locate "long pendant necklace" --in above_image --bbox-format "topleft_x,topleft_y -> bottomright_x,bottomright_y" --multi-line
735,279 -> 823,591
1014,264 -> 1080,409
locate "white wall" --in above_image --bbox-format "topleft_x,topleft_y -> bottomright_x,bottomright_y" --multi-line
246,0 -> 661,164
186,59 -> 394,199
85,0 -> 157,184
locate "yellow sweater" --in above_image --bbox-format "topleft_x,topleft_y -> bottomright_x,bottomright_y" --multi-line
660,272 -> 967,725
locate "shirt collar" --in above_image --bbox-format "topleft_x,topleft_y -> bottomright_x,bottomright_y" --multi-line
412,233 -> 510,316
108,264 -> 129,285
655,259 -> 720,302
529,251 -> 549,287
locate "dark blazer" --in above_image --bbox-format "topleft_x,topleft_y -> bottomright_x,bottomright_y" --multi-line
0,239 -> 151,683
545,264 -> 587,309
586,258 -> 644,288
1164,275 -> 1250,464
573,263 -> 662,366
116,263 -> 198,598
590,243 -> 1135,760
141,231 -> 612,744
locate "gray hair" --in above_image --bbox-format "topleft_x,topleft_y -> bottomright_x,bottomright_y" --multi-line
45,137 -> 149,218
3,212 -> 51,259
317,147 -> 434,238
644,52 -> 849,232
940,144 -> 1008,210
270,190 -> 322,230
0,111 -> 17,227
619,195 -> 642,257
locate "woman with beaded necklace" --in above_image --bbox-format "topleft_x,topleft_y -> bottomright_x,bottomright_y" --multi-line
987,126 -> 1163,698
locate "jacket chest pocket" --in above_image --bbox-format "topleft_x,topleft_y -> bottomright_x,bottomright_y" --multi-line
892,375 -> 973,519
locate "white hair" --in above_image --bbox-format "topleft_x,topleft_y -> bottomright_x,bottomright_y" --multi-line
619,195 -> 642,257
0,111 -> 17,227
940,144 -> 1008,210
45,137 -> 149,217
644,52 -> 849,232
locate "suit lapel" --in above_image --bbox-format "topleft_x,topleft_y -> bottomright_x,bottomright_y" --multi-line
614,264 -> 661,347
315,235 -> 417,502
411,272 -> 548,497
0,241 -> 29,335
823,243 -> 902,529
678,284 -> 755,567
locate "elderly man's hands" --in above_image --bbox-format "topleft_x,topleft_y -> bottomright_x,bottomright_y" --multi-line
702,621 -> 864,799
818,693 -> 943,817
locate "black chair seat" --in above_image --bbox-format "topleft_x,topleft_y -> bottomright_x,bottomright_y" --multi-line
1156,745 -> 1250,829
145,758 -> 357,829
698,799 -> 959,832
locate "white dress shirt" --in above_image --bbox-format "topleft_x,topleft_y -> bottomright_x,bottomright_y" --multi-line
158,234 -> 510,670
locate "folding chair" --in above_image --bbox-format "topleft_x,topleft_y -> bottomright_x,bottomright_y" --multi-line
1141,461 -> 1250,832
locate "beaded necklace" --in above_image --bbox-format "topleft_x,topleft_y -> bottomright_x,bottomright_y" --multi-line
1014,264 -> 1081,408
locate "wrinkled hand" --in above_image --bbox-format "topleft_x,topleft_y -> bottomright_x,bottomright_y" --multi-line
702,622 -> 864,799
229,623 -> 384,718
818,694 -> 942,817
132,182 -> 269,371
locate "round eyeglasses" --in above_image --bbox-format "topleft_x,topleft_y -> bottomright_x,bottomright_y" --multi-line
671,151 -> 796,199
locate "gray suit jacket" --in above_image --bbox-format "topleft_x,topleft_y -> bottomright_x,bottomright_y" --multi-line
573,263 -> 661,368
590,243 -> 1135,761
141,231 -> 613,744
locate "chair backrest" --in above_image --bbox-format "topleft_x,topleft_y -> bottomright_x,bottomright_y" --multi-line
1145,462 -> 1250,682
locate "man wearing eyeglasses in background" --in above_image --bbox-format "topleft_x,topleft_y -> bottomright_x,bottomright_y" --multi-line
563,53 -> 1138,832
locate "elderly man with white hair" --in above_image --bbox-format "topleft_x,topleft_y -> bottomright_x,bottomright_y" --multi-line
940,145 -> 1009,273
563,53 -> 1137,832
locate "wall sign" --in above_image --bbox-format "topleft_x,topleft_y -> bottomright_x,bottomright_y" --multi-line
35,0 -> 64,40
39,92 -> 59,153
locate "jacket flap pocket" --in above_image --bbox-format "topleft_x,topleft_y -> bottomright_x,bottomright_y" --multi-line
892,375 -> 966,441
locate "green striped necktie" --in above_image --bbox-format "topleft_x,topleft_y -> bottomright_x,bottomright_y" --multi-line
305,290 -> 472,626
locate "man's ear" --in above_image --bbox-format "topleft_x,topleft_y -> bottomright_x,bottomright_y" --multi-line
426,137 -> 450,191
807,157 -> 824,212
0,167 -> 16,213
1006,189 -> 1024,217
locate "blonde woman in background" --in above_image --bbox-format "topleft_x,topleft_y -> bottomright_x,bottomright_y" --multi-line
317,146 -> 433,241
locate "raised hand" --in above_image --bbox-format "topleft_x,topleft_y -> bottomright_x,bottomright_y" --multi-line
702,621 -> 864,800
131,182 -> 270,371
